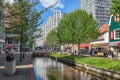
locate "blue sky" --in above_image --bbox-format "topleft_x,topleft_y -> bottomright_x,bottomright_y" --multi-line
36,0 -> 80,27
7,0 -> 80,27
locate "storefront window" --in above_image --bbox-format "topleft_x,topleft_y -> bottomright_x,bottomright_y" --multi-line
115,29 -> 120,39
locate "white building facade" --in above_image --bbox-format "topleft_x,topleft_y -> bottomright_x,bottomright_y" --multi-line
35,10 -> 63,47
80,0 -> 112,27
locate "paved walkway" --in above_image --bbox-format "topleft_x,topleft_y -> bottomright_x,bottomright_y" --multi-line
0,53 -> 35,80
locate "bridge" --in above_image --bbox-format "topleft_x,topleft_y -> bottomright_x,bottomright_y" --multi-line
32,50 -> 49,57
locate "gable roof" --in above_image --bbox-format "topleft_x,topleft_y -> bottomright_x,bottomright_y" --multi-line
99,24 -> 109,33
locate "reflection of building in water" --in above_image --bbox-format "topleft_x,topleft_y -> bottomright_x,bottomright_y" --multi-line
35,58 -> 107,80
79,70 -> 91,80
63,65 -> 79,80
35,58 -> 64,80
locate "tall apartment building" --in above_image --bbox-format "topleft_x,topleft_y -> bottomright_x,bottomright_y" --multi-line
80,0 -> 112,27
53,10 -> 63,27
0,0 -> 5,53
35,10 -> 63,47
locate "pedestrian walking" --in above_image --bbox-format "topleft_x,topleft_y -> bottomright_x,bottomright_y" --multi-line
74,50 -> 77,55
107,47 -> 114,59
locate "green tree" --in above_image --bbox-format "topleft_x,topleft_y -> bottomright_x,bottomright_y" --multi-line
57,9 -> 100,52
0,0 -> 4,39
111,0 -> 120,20
5,0 -> 57,61
5,0 -> 42,61
46,29 -> 60,51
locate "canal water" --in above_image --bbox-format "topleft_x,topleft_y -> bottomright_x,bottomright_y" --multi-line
33,58 -> 118,80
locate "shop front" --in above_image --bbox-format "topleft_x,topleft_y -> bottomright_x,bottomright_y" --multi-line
109,42 -> 120,57
64,44 -> 78,55
90,43 -> 109,56
4,34 -> 20,53
90,23 -> 109,56
109,15 -> 120,57
79,43 -> 89,54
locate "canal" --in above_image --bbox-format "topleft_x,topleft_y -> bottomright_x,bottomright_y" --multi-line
33,58 -> 118,80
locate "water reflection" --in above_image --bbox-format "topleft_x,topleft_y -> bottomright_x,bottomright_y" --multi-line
34,58 -> 116,80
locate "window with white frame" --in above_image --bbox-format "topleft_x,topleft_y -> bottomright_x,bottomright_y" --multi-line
115,29 -> 120,39
0,28 -> 2,37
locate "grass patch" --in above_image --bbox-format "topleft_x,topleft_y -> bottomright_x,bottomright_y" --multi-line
50,53 -> 120,72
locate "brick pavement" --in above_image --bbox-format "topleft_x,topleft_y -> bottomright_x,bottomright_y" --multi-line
0,53 -> 35,80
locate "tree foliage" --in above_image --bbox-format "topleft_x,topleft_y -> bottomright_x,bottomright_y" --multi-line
111,0 -> 120,20
5,0 -> 42,44
46,29 -> 60,50
0,0 -> 4,28
0,0 -> 4,39
57,9 -> 100,45
5,0 -> 57,46
5,0 -> 43,61
5,0 -> 57,61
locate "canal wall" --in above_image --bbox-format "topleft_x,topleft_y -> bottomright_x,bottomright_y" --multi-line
30,54 -> 36,80
50,56 -> 120,79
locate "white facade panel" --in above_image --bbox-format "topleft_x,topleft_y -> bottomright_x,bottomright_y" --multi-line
90,32 -> 109,44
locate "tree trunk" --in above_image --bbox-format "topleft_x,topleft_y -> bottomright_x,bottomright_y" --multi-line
72,44 -> 74,55
78,43 -> 80,55
20,29 -> 23,61
60,44 -> 63,54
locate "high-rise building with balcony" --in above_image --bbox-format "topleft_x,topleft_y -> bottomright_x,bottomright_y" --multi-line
35,10 -> 64,47
80,0 -> 112,27
53,10 -> 63,27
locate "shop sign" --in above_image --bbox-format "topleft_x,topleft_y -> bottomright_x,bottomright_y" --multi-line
91,43 -> 109,47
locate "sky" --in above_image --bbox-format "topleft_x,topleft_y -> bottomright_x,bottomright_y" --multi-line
37,0 -> 80,27
6,0 -> 80,27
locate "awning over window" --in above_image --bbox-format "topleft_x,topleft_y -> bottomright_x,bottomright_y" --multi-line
0,39 -> 5,43
80,43 -> 89,48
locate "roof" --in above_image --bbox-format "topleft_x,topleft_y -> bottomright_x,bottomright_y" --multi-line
109,15 -> 120,31
99,24 -> 109,33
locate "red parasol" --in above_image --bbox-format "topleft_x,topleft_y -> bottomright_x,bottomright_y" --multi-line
7,45 -> 13,49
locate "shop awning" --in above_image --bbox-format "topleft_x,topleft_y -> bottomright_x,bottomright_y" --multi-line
91,43 -> 109,47
80,43 -> 89,48
0,39 -> 5,43
110,42 -> 120,46
7,45 -> 13,49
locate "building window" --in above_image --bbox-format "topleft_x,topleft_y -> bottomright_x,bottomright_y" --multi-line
0,28 -> 1,37
115,29 -> 120,39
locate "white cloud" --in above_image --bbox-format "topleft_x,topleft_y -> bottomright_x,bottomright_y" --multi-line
5,0 -> 14,4
39,0 -> 64,8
